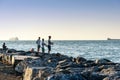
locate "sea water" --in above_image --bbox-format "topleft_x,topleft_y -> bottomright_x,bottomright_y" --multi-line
0,40 -> 120,63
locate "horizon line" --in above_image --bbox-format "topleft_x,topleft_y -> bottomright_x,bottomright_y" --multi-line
0,39 -> 108,41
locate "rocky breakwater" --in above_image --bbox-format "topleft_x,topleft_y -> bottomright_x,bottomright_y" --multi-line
0,48 -> 39,66
15,53 -> 120,80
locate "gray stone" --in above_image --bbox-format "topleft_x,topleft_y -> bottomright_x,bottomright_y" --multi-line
23,67 -> 53,80
103,76 -> 120,80
47,73 -> 86,80
76,56 -> 87,64
6,49 -> 16,53
101,67 -> 116,76
95,58 -> 112,64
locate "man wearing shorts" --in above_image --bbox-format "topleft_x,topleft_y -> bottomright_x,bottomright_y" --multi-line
48,36 -> 53,53
36,37 -> 41,52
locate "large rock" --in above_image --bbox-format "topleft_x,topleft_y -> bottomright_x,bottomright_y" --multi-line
100,65 -> 120,80
47,73 -> 86,80
76,56 -> 87,64
15,58 -> 37,73
101,67 -> 116,76
23,67 -> 87,80
95,58 -> 112,64
13,52 -> 120,80
6,49 -> 17,53
15,53 -> 73,73
103,76 -> 120,80
23,67 -> 53,80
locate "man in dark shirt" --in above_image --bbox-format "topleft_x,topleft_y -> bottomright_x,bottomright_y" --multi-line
48,36 -> 53,53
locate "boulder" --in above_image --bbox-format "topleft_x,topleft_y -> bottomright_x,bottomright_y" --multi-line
101,66 -> 120,80
13,52 -> 120,80
15,53 -> 73,73
47,73 -> 86,80
15,58 -> 36,73
76,56 -> 87,64
101,67 -> 115,75
95,58 -> 112,64
6,49 -> 17,53
103,76 -> 120,80
23,67 -> 53,80
90,72 -> 106,80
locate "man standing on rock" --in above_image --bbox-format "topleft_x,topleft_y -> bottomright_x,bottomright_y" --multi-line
48,36 -> 53,53
36,37 -> 41,52
41,38 -> 47,53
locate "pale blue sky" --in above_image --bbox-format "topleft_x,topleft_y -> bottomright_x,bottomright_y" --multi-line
0,0 -> 120,40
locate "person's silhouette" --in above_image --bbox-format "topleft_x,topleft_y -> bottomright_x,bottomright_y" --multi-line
48,36 -> 53,53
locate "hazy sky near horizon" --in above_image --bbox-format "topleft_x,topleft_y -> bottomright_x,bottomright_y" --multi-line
0,0 -> 120,40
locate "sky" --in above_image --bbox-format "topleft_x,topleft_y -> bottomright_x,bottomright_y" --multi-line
0,0 -> 120,40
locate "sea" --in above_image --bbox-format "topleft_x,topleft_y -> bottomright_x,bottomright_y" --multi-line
0,40 -> 120,63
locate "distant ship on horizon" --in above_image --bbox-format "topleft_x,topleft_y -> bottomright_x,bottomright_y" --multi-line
107,38 -> 120,40
9,37 -> 19,41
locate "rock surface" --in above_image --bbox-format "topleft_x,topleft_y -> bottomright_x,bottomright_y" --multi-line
15,52 -> 120,80
0,49 -> 120,80
0,61 -> 22,80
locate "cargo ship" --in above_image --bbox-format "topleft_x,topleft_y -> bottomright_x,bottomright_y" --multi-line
107,38 -> 120,40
